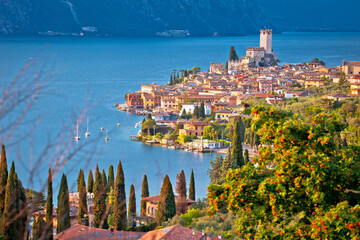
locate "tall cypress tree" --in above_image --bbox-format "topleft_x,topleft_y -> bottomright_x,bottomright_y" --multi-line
175,170 -> 187,214
189,169 -> 195,201
156,175 -> 176,226
93,165 -> 107,228
108,165 -> 115,191
128,184 -> 136,219
193,105 -> 200,118
244,149 -> 250,164
0,144 -> 8,214
113,161 -> 127,230
78,169 -> 88,226
102,169 -> 108,192
229,46 -> 239,61
232,121 -> 244,167
57,173 -> 70,234
140,175 -> 149,217
2,162 -> 27,240
200,102 -> 205,118
45,168 -> 53,240
238,117 -> 245,142
87,170 -> 94,193
170,75 -> 173,85
32,213 -> 46,240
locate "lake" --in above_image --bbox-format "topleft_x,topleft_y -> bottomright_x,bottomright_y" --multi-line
0,32 -> 359,207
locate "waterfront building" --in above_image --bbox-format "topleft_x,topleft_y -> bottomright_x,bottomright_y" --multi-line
179,122 -> 209,137
342,60 -> 360,75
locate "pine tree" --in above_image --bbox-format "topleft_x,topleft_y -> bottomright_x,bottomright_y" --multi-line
128,184 -> 136,219
140,175 -> 149,217
78,169 -> 88,226
189,169 -> 195,201
108,165 -> 115,191
184,70 -> 188,77
87,170 -> 94,193
200,102 -> 205,118
207,155 -> 223,184
155,175 -> 176,226
0,144 -> 8,214
232,121 -> 244,167
221,149 -> 237,183
244,149 -> 250,164
32,213 -> 46,240
229,46 -> 239,61
57,173 -> 70,234
113,161 -> 127,230
93,165 -> 107,228
3,162 -> 27,240
45,168 -> 53,240
175,170 -> 187,214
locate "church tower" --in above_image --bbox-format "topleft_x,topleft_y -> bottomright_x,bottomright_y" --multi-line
260,29 -> 272,54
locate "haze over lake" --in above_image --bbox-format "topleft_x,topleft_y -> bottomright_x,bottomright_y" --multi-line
0,32 -> 359,206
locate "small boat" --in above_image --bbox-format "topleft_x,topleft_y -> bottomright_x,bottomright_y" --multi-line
101,127 -> 105,131
85,117 -> 90,138
135,123 -> 139,128
75,120 -> 80,141
105,130 -> 109,141
117,123 -> 121,126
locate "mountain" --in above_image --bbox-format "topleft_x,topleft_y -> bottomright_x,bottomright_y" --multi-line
258,0 -> 360,32
0,0 -> 268,36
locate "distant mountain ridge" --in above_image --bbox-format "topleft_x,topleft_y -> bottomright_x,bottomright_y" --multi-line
0,0 -> 359,37
0,0 -> 268,36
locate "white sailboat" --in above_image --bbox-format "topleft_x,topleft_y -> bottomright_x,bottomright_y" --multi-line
75,120 -> 80,141
105,130 -> 109,141
85,117 -> 90,138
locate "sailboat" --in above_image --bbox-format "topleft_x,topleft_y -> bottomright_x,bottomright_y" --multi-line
105,130 -> 109,141
85,117 -> 90,138
74,120 -> 80,141
101,127 -> 105,131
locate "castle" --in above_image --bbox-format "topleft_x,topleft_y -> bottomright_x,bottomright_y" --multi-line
228,29 -> 278,70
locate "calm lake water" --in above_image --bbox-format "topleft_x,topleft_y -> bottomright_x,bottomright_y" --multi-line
0,32 -> 359,207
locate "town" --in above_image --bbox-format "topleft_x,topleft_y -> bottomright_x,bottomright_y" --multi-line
119,29 -> 360,152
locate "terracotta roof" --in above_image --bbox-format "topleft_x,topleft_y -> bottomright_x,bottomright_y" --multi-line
140,225 -> 222,240
54,224 -> 145,240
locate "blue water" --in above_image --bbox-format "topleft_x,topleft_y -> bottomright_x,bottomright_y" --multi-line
0,32 -> 359,208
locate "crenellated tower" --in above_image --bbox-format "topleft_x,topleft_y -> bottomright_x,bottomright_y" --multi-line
260,29 -> 272,54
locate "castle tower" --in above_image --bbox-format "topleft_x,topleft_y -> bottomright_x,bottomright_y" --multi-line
260,29 -> 272,54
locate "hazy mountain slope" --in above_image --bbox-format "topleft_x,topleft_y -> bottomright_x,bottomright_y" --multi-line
259,0 -> 360,32
0,0 -> 268,36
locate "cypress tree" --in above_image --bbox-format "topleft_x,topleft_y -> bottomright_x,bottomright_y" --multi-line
208,155 -> 224,184
78,169 -> 88,226
229,46 -> 239,61
225,60 -> 228,70
175,170 -> 187,214
189,169 -> 195,201
170,75 -> 173,85
2,162 -> 27,240
45,168 -> 53,240
200,102 -> 205,118
193,105 -> 200,118
238,117 -> 245,142
128,184 -> 136,219
102,169 -> 108,192
93,165 -> 107,228
87,170 -> 94,193
181,109 -> 186,116
32,213 -> 46,240
244,149 -> 250,164
0,144 -> 8,214
232,121 -> 244,167
57,173 -> 70,234
108,165 -> 115,191
140,175 -> 149,217
113,161 -> 127,230
155,175 -> 176,226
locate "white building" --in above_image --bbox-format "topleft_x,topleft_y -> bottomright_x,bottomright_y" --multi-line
181,102 -> 211,115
